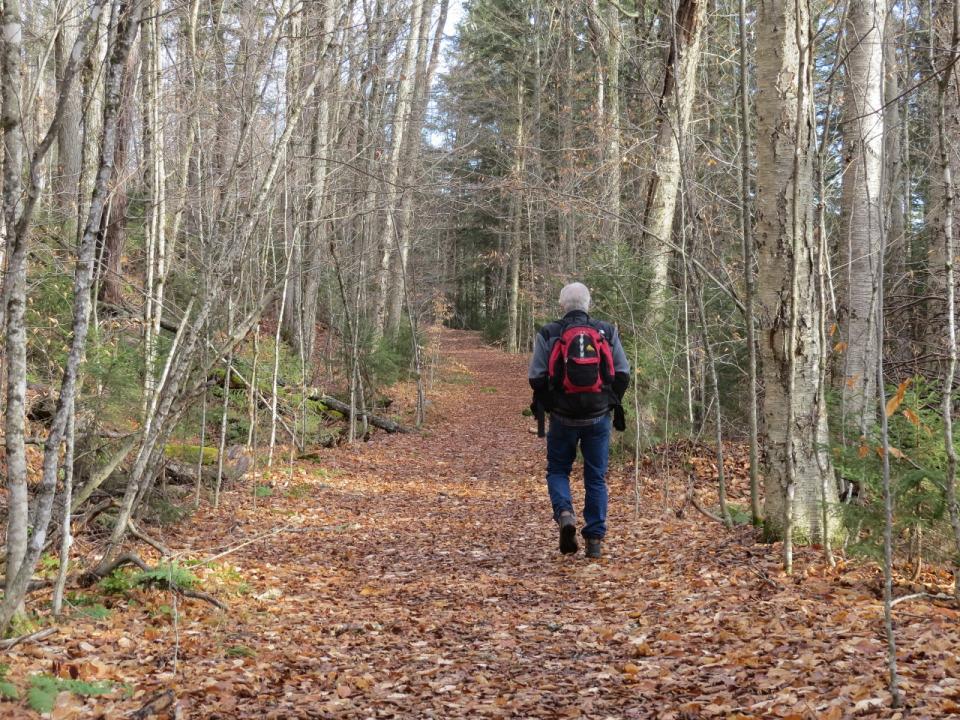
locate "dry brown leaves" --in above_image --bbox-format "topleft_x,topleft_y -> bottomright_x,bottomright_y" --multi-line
3,329 -> 959,718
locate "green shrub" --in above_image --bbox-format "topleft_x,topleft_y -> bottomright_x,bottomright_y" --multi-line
27,675 -> 112,713
77,603 -> 112,620
225,416 -> 250,445
134,563 -> 199,590
833,377 -> 960,565
0,664 -> 18,700
481,313 -> 508,345
225,645 -> 256,658
369,323 -> 422,388
99,569 -> 136,595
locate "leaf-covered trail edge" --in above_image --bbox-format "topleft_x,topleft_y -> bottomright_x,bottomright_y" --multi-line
6,329 -> 960,719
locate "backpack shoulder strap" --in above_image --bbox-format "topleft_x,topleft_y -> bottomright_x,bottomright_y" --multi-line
540,320 -> 566,341
593,319 -> 614,339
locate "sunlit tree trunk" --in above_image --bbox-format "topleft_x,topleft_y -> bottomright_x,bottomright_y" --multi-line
642,0 -> 707,322
141,0 -> 168,418
839,0 -> 886,434
373,0 -> 427,339
1,0 -> 28,617
755,0 -> 839,553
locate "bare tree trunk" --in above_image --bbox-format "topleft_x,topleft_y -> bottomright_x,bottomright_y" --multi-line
839,0 -> 886,434
929,0 -> 960,363
883,6 -> 907,284
54,0 -> 83,217
755,0 -> 839,550
96,47 -> 136,306
642,0 -> 707,322
51,409 -> 76,617
738,0 -> 761,526
373,0 -> 427,339
507,74 -> 525,354
559,0 -> 577,272
141,0 -> 168,418
587,0 -> 622,247
388,0 -> 448,336
934,0 -> 960,600
1,0 -> 29,614
387,0 -> 435,334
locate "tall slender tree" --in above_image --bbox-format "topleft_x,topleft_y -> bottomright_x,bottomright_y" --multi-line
755,0 -> 839,555
839,0 -> 887,434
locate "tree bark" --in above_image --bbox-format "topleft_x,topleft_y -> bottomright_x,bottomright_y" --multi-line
930,0 -> 960,370
54,0 -> 83,218
1,0 -> 28,616
373,0 -> 427,339
588,0 -> 622,247
388,0 -> 449,336
839,0 -> 886,434
642,0 -> 707,323
559,0 -> 577,272
754,0 -> 839,547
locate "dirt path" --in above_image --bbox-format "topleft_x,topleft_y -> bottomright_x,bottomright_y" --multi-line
7,330 -> 960,718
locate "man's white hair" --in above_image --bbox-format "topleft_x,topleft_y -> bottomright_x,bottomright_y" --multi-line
559,282 -> 591,313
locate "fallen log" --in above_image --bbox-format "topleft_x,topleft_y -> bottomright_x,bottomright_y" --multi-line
306,392 -> 411,433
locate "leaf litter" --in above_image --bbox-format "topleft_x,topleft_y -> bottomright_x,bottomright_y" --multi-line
3,329 -> 959,718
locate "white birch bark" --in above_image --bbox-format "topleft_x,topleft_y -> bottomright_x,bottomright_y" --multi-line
1,0 -> 28,616
141,2 -> 168,423
754,0 -> 839,546
839,0 -> 886,434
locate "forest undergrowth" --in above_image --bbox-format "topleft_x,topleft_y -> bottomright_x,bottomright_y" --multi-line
2,329 -> 959,719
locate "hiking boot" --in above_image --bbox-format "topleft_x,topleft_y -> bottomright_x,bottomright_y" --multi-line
558,511 -> 578,555
585,537 -> 603,559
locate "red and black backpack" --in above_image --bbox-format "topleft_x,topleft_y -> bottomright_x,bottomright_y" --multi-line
547,320 -> 615,395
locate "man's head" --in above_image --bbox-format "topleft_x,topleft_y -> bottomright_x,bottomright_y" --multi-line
559,282 -> 591,314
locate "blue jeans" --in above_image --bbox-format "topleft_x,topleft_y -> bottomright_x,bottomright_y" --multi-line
546,414 -> 611,539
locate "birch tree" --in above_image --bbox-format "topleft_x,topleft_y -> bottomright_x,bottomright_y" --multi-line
373,0 -> 428,338
754,0 -> 839,553
839,0 -> 887,434
642,0 -> 708,322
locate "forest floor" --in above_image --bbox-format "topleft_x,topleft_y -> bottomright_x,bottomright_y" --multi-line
5,329 -> 960,719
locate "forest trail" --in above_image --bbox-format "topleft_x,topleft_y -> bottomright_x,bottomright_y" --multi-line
9,330 -> 960,719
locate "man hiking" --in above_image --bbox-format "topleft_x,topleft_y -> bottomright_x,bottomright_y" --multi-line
528,282 -> 630,558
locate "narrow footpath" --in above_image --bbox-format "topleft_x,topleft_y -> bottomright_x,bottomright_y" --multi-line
8,330 -> 959,718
